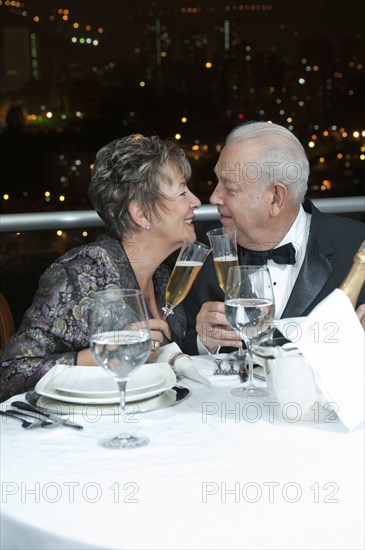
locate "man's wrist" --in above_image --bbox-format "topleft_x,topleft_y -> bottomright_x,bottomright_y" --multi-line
197,335 -> 221,355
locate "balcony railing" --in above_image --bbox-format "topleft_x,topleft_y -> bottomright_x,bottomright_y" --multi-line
1,195 -> 363,330
1,196 -> 364,232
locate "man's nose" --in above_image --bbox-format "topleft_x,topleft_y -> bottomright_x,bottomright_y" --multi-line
209,182 -> 223,205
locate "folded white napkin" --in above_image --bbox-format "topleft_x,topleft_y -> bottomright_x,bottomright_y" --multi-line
293,289 -> 364,431
157,342 -> 212,386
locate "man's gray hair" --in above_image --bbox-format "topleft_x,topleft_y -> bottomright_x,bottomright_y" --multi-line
89,134 -> 191,239
226,121 -> 309,203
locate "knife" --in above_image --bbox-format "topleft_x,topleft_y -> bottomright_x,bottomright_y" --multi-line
0,409 -> 53,429
11,401 -> 84,430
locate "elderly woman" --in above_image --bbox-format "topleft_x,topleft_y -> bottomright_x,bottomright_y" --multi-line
0,134 -> 201,400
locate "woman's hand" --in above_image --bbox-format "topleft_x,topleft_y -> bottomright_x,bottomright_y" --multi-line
77,348 -> 99,366
76,319 -> 171,365
196,301 -> 241,353
148,318 -> 171,359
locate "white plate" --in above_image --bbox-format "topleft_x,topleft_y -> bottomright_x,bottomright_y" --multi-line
35,363 -> 176,404
29,384 -> 191,416
55,365 -> 164,398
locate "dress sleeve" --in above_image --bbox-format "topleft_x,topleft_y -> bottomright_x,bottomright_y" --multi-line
0,245 -> 120,401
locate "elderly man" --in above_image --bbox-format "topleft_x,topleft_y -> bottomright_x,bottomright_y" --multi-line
184,121 -> 365,354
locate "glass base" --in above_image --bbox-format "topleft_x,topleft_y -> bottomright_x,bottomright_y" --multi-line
231,385 -> 268,398
99,433 -> 149,449
222,349 -> 246,366
222,350 -> 248,380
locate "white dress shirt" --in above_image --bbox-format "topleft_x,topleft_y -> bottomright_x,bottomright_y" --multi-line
268,205 -> 311,318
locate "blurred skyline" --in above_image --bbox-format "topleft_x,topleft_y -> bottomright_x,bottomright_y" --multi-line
22,1 -> 365,47
1,0 -> 364,213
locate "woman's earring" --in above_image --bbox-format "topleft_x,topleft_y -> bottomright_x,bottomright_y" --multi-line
146,225 -> 151,231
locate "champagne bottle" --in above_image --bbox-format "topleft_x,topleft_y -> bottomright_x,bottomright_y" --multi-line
339,240 -> 365,307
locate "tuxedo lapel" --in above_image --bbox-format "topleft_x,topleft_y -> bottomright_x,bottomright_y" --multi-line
235,198 -> 337,318
282,211 -> 333,318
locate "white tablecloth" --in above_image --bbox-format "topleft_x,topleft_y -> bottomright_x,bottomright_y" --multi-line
1,356 -> 364,550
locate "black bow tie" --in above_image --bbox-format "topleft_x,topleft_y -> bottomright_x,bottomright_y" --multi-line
238,243 -> 296,266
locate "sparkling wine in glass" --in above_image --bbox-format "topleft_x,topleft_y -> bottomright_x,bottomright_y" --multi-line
225,265 -> 275,397
90,288 -> 151,449
162,240 -> 211,320
207,227 -> 246,373
207,227 -> 239,294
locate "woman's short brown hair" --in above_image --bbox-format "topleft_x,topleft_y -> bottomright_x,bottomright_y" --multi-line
89,134 -> 191,239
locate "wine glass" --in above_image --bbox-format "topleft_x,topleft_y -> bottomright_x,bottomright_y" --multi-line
89,288 -> 151,449
206,227 -> 245,373
225,265 -> 275,398
162,240 -> 211,320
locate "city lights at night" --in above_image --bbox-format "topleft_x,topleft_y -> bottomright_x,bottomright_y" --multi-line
0,1 -> 364,327
1,0 -> 364,212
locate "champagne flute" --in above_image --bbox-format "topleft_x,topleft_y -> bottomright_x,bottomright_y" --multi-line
207,227 -> 245,373
162,240 -> 211,320
207,227 -> 239,294
89,288 -> 151,449
225,265 -> 275,397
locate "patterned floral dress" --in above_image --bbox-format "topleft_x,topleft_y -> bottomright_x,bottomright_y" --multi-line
0,235 -> 187,401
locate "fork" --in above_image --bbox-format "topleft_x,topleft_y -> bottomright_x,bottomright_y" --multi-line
11,401 -> 84,430
0,410 -> 50,429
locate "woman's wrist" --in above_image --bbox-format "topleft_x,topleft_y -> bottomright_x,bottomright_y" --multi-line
76,348 -> 98,366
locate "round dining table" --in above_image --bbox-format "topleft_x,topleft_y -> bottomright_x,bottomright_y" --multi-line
1,355 -> 364,550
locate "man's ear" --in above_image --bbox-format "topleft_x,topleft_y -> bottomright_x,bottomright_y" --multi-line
270,182 -> 288,216
128,200 -> 149,229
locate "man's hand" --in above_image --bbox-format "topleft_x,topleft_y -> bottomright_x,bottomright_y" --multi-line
356,304 -> 365,330
196,301 -> 241,353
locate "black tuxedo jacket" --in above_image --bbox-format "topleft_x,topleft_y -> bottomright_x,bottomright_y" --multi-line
182,199 -> 365,354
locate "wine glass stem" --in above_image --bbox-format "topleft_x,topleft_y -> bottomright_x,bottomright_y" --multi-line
162,306 -> 173,321
116,380 -> 127,416
245,340 -> 255,389
114,379 -> 136,442
237,344 -> 245,356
